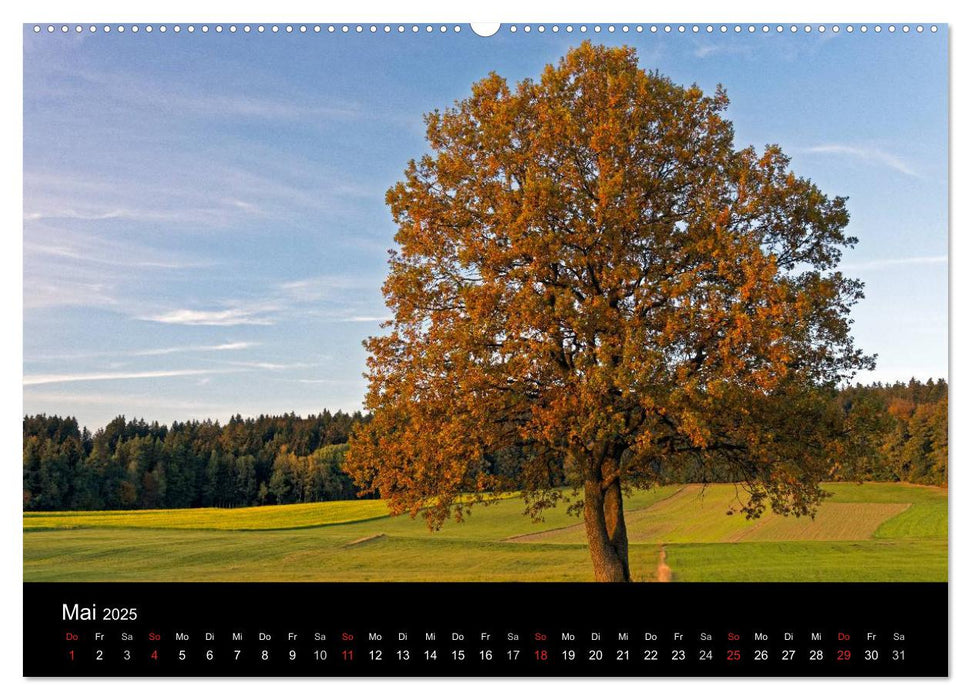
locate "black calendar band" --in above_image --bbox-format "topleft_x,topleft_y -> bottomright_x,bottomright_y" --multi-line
24,581 -> 948,677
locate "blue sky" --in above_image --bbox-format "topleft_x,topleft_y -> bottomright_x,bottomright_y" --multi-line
22,25 -> 948,431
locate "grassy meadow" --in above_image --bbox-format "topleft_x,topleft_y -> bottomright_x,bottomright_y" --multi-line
23,482 -> 947,583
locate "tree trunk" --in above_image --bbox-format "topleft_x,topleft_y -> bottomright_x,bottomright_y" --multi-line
582,473 -> 632,582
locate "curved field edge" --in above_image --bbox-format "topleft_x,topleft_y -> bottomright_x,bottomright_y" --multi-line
22,492 -> 526,532
22,502 -> 392,531
21,487 -> 680,535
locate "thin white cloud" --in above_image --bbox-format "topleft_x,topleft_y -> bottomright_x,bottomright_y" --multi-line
296,378 -> 365,385
25,241 -> 210,270
25,203 -> 245,227
140,307 -> 276,326
23,277 -> 118,310
801,144 -> 920,177
135,341 -> 257,356
279,274 -> 382,302
226,361 -> 313,371
27,61 -> 362,124
22,225 -> 216,311
226,199 -> 261,213
23,390 -> 227,411
22,207 -> 206,224
23,368 -> 245,387
24,208 -> 135,221
24,152 -> 370,233
135,276 -> 387,328
29,342 -> 258,362
693,43 -> 753,59
183,93 -> 360,122
342,315 -> 393,323
841,255 -> 947,271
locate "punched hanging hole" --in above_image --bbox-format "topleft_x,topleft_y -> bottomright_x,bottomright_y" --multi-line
470,23 -> 500,37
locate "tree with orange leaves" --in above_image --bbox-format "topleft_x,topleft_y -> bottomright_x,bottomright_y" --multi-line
345,42 -> 874,582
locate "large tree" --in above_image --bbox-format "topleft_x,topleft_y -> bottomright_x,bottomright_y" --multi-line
344,43 -> 874,582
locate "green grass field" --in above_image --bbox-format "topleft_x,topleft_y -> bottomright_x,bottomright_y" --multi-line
22,500 -> 392,532
23,482 -> 947,583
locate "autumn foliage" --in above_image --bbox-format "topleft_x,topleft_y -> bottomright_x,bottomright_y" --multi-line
345,43 -> 874,581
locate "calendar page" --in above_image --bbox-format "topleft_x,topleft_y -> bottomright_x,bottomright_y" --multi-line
22,21 -> 948,677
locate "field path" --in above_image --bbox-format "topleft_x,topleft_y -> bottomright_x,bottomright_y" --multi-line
656,546 -> 672,582
342,533 -> 386,548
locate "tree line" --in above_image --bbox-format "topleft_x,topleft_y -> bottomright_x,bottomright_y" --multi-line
23,411 -> 371,511
22,379 -> 947,512
839,378 -> 948,486
656,378 -> 948,488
